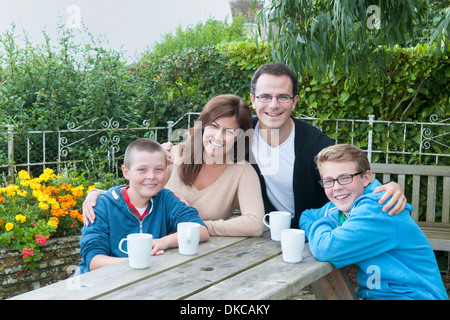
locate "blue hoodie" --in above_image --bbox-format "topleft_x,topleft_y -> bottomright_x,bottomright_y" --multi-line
78,186 -> 206,274
299,179 -> 448,300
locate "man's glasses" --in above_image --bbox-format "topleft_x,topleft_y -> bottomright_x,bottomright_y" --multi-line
255,94 -> 293,103
318,172 -> 363,188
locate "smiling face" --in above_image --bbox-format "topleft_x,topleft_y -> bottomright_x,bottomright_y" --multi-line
121,149 -> 167,207
319,161 -> 371,213
202,115 -> 239,163
250,74 -> 299,138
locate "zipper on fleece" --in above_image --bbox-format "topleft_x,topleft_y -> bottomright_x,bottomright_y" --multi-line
127,198 -> 154,233
112,188 -> 155,233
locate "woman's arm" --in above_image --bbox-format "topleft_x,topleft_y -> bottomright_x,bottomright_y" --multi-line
205,164 -> 265,237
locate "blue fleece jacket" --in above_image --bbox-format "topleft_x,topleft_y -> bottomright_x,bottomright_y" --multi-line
78,186 -> 206,274
299,180 -> 448,300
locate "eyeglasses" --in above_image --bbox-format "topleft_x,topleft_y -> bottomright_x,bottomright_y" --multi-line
255,94 -> 294,103
318,172 -> 363,188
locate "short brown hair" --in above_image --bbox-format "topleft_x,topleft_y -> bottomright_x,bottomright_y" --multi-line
123,138 -> 166,169
315,144 -> 370,174
251,62 -> 299,97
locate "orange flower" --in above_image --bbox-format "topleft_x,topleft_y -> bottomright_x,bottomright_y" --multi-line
69,210 -> 79,218
59,184 -> 72,191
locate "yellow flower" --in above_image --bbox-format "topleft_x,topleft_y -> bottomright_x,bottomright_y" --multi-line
70,185 -> 84,199
87,183 -> 99,194
5,184 -> 19,197
18,170 -> 30,181
39,202 -> 49,210
47,219 -> 58,228
15,214 -> 26,223
5,222 -> 14,231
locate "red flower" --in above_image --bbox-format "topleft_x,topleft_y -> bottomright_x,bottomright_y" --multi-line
21,248 -> 34,259
35,235 -> 47,245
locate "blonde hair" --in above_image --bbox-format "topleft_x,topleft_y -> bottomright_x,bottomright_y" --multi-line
315,144 -> 370,174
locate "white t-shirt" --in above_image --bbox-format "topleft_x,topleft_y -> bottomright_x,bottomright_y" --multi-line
252,123 -> 295,214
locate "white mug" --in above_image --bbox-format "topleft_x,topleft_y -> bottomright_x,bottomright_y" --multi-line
177,222 -> 201,255
281,229 -> 305,263
263,211 -> 292,241
118,233 -> 153,269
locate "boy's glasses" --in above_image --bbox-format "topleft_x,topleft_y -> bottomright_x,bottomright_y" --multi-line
318,172 -> 363,188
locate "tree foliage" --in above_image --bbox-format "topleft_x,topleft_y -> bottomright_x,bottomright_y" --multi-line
149,14 -> 248,57
252,0 -> 450,86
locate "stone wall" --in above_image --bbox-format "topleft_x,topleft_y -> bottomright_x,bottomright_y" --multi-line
0,235 -> 82,300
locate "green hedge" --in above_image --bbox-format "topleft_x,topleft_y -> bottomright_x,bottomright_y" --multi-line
1,25 -> 448,168
134,40 -> 269,123
295,43 -> 449,165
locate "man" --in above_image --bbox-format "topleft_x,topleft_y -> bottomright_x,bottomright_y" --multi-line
248,62 -> 405,228
85,62 -> 406,229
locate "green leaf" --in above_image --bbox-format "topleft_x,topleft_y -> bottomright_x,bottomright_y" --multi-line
372,95 -> 382,105
340,91 -> 350,102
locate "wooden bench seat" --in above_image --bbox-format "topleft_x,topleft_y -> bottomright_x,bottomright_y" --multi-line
371,163 -> 450,255
417,222 -> 450,252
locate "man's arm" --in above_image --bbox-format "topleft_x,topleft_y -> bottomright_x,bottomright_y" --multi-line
374,182 -> 406,215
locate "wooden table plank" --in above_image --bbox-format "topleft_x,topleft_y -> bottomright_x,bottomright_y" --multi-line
186,245 -> 335,300
10,235 -> 246,300
99,232 -> 281,300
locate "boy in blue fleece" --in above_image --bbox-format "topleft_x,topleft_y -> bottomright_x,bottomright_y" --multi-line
299,144 -> 447,300
78,138 -> 209,273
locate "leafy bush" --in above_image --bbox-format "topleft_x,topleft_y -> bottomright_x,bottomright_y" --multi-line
135,40 -> 269,123
0,24 -> 165,132
150,14 -> 248,57
295,42 -> 449,165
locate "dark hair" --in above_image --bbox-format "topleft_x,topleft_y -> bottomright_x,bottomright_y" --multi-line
124,138 -> 166,168
179,94 -> 253,185
251,62 -> 299,97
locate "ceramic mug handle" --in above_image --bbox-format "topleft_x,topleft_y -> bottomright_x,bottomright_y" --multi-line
118,238 -> 128,254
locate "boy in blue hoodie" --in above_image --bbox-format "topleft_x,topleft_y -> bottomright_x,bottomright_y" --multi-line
299,144 -> 447,300
78,138 -> 209,274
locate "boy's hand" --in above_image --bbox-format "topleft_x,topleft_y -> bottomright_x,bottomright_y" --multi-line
151,234 -> 177,255
151,238 -> 166,255
373,182 -> 407,215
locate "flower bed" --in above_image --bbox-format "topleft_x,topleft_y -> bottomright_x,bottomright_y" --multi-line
0,169 -> 95,269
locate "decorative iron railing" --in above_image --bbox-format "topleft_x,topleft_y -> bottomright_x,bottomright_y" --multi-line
1,113 -> 448,179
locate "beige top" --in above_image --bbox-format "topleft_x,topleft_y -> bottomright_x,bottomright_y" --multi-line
165,152 -> 264,237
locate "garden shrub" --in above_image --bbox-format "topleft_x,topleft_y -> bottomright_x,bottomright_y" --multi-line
296,42 -> 449,165
134,40 -> 269,124
0,22 -> 447,171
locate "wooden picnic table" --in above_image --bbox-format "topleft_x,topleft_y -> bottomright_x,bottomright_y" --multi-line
10,231 -> 357,300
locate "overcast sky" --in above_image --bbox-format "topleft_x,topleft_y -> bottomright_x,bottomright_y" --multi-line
0,0 -> 232,61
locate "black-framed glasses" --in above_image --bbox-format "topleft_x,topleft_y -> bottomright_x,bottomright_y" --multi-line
255,94 -> 294,103
318,172 -> 363,188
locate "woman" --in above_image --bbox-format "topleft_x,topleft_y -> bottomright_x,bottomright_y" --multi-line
83,94 -> 265,236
